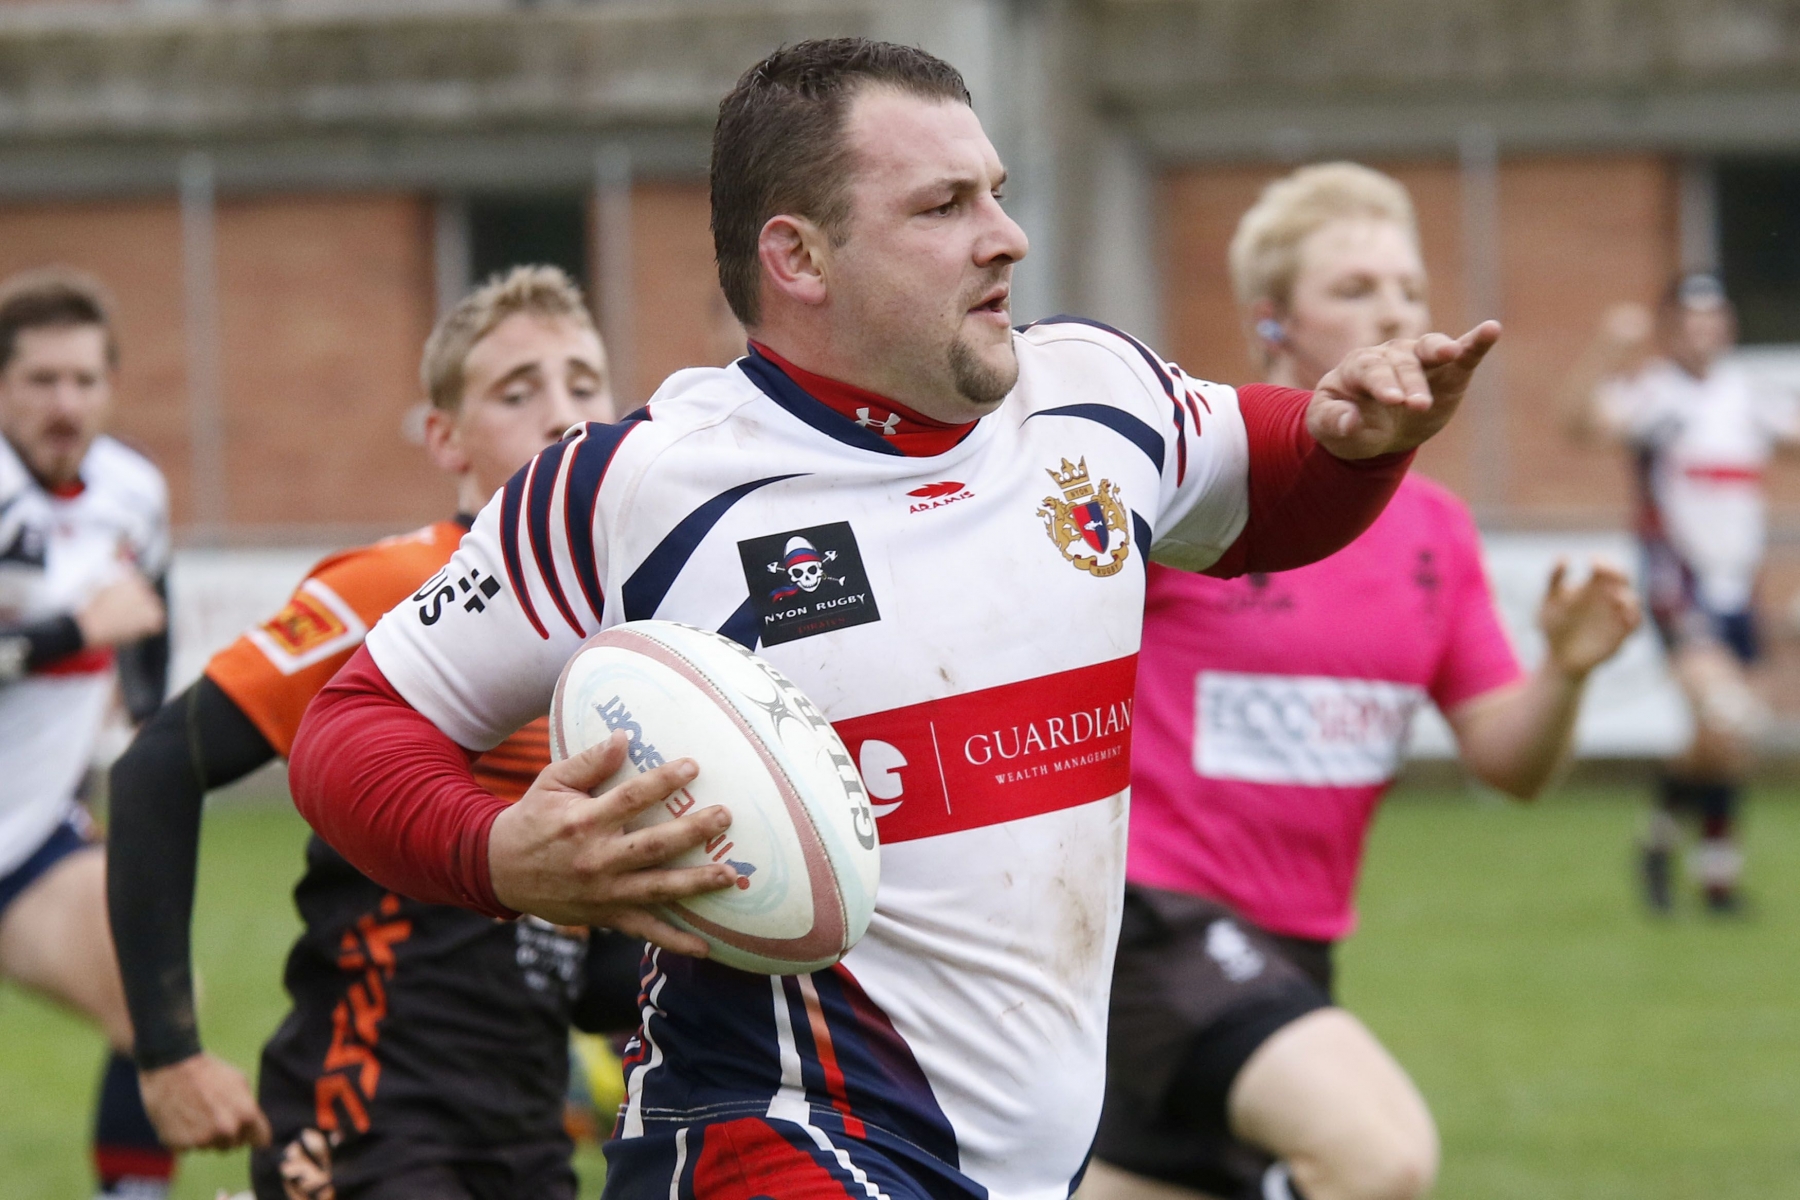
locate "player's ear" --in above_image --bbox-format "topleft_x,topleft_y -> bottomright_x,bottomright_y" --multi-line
757,214 -> 830,309
421,404 -> 472,476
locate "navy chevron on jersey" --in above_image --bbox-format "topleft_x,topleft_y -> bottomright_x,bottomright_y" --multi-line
364,323 -> 1252,1199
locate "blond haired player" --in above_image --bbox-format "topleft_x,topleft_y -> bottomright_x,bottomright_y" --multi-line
106,267 -> 638,1200
1083,164 -> 1638,1200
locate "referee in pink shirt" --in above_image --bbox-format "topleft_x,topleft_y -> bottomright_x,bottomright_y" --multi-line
1082,165 -> 1641,1200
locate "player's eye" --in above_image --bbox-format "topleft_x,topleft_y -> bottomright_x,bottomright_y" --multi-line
929,199 -> 956,217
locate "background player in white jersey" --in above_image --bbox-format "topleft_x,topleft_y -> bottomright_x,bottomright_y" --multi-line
1083,164 -> 1639,1200
1566,275 -> 1798,912
0,269 -> 177,1198
288,39 -> 1499,1200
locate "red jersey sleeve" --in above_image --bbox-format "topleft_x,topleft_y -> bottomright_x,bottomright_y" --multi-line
1204,384 -> 1413,578
289,645 -> 514,917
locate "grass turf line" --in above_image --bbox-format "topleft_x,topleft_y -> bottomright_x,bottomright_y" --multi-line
2,784 -> 1797,1198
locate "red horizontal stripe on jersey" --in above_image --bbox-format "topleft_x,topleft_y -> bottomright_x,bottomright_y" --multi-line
36,646 -> 115,677
750,341 -> 976,457
833,655 -> 1138,845
1683,464 -> 1762,484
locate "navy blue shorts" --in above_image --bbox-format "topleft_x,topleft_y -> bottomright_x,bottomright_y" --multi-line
0,817 -> 90,920
603,1116 -> 987,1200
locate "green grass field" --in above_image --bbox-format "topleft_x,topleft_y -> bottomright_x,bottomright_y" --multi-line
2,781 -> 1795,1199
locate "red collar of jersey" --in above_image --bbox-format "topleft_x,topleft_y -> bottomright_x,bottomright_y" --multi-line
748,341 -> 977,457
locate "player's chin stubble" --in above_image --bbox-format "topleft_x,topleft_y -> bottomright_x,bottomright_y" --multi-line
948,337 -> 1018,409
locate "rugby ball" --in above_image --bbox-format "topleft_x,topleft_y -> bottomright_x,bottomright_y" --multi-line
548,620 -> 880,975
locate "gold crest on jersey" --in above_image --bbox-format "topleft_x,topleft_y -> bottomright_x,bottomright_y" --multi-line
1038,457 -> 1130,577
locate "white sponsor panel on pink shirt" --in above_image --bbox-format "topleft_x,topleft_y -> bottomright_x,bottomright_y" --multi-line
1196,670 -> 1426,787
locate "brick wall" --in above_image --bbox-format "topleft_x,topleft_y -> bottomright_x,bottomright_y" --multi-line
0,198 -> 192,512
0,192 -> 448,533
213,194 -> 440,530
619,180 -> 742,408
1160,154 -> 1692,523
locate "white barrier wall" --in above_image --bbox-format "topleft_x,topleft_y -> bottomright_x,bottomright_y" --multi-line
164,532 -> 1690,760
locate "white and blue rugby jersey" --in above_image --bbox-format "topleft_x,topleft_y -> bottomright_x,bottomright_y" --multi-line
0,434 -> 168,874
366,320 -> 1251,1199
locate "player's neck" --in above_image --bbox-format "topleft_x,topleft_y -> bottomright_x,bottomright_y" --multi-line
748,341 -> 976,457
745,319 -> 979,425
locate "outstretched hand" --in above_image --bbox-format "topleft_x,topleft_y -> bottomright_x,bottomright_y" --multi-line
486,731 -> 738,955
1539,559 -> 1641,680
1307,321 -> 1502,460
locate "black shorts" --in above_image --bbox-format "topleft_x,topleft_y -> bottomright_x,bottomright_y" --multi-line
250,1133 -> 575,1200
1092,886 -> 1333,1196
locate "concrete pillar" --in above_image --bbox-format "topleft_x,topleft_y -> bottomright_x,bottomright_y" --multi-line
180,151 -> 226,537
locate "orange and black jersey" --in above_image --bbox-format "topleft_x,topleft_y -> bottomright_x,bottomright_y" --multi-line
205,518 -> 549,796
107,517 -> 638,1168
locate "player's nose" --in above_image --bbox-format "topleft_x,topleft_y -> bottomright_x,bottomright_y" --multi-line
542,381 -> 587,437
975,199 -> 1029,268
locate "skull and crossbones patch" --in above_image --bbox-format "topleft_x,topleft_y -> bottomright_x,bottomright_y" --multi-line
736,521 -> 881,647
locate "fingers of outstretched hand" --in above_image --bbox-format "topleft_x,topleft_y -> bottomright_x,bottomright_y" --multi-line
1460,320 -> 1503,359
1545,558 -> 1569,600
1343,347 -> 1410,406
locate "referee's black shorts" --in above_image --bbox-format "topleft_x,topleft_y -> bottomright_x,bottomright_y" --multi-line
1093,885 -> 1333,1196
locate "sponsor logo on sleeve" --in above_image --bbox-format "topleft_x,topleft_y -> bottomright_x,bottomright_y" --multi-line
1195,671 -> 1426,787
414,566 -> 503,625
735,521 -> 880,647
246,579 -> 368,675
1038,457 -> 1130,577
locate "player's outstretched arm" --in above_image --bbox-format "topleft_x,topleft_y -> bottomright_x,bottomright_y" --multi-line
488,733 -> 738,953
107,677 -> 276,1150
1448,560 -> 1641,799
1306,321 -> 1501,461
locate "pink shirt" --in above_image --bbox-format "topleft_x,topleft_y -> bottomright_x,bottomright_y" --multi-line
1128,475 -> 1523,941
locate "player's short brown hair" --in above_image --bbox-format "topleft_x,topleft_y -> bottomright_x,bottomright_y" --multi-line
0,268 -> 118,373
711,38 -> 972,326
1229,162 -> 1419,314
421,265 -> 597,412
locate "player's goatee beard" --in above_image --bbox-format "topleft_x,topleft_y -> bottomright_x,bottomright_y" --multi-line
948,338 -> 1018,409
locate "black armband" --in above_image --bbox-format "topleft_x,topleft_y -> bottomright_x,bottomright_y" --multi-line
0,614 -> 84,681
107,676 -> 276,1069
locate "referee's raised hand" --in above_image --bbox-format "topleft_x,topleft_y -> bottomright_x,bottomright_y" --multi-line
1307,321 -> 1502,460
